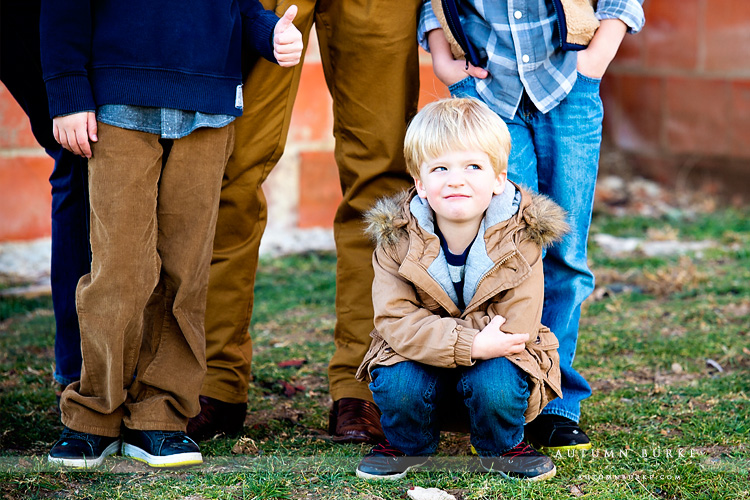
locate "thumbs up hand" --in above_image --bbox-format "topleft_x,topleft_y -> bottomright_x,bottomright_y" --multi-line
274,5 -> 303,67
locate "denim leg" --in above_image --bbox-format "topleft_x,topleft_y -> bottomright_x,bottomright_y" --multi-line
1,1 -> 89,386
369,362 -> 445,456
50,151 -> 90,385
504,98 -> 538,193
458,357 -> 529,455
527,74 -> 602,421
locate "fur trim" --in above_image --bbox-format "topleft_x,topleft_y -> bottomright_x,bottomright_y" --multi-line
560,0 -> 600,46
523,192 -> 570,248
364,191 -> 411,248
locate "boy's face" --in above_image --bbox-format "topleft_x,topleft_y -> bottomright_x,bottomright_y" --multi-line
414,149 -> 507,230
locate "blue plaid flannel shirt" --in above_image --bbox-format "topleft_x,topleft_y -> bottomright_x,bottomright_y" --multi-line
419,0 -> 645,119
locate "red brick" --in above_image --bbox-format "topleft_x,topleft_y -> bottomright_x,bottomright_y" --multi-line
297,151 -> 341,228
643,0 -> 700,71
288,62 -> 334,144
0,155 -> 53,241
729,80 -> 750,158
0,86 -> 40,149
602,74 -> 663,155
664,77 -> 731,156
704,1 -> 750,73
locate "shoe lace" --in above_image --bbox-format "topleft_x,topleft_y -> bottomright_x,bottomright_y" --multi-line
371,440 -> 406,457
502,441 -> 542,458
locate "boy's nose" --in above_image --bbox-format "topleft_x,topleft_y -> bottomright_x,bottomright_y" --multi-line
447,169 -> 466,186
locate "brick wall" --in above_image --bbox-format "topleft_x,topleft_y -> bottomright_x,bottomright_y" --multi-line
0,85 -> 53,242
601,0 -> 750,196
3,4 -> 749,242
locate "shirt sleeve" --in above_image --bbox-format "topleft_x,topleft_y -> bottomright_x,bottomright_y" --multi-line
418,0 -> 443,52
596,0 -> 646,34
40,0 -> 96,118
239,0 -> 281,63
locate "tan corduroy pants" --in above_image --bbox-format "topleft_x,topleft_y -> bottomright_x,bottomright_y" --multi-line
61,123 -> 234,437
201,0 -> 421,405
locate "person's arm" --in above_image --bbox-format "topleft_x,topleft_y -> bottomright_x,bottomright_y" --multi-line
575,18 -> 628,79
239,0 -> 302,66
40,0 -> 97,158
426,28 -> 488,88
578,0 -> 645,79
371,245 -> 480,368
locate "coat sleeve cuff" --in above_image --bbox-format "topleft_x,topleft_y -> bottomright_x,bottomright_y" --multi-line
45,74 -> 96,118
243,10 -> 280,64
454,325 -> 478,366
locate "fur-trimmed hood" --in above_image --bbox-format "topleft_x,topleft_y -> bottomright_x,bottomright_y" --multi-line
364,183 -> 569,251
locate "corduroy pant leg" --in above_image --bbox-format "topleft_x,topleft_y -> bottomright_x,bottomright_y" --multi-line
201,0 -> 317,405
125,125 -> 234,431
62,124 -> 165,437
315,0 -> 421,402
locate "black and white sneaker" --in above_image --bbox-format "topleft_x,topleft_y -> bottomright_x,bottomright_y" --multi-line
525,414 -> 592,451
122,428 -> 202,468
355,441 -> 429,480
480,441 -> 556,481
48,427 -> 121,468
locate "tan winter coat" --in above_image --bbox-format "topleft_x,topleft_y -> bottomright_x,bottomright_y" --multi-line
356,183 -> 568,422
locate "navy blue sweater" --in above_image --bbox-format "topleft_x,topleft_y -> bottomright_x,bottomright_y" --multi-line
41,0 -> 279,118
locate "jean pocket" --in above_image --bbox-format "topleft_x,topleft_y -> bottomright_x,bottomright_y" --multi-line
448,76 -> 479,99
576,71 -> 602,86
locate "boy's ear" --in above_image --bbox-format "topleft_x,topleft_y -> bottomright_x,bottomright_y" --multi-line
493,171 -> 508,195
414,177 -> 428,199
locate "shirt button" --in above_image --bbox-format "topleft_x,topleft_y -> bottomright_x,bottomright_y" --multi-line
522,54 -> 530,63
514,11 -> 522,19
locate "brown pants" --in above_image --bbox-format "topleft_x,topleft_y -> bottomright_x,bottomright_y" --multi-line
201,0 -> 421,404
61,123 -> 234,437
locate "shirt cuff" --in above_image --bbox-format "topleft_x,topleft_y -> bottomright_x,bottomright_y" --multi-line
418,1 -> 443,52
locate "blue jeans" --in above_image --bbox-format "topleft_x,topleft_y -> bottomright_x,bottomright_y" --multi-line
370,359 -> 529,456
451,74 -> 600,422
1,0 -> 89,385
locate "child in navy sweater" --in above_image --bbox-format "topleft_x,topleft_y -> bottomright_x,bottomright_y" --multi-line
42,0 -> 302,468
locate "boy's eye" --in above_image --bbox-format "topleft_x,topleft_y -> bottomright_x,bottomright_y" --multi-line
467,164 -> 481,170
431,166 -> 447,172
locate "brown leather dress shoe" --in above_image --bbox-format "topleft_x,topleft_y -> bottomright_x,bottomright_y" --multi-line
187,395 -> 247,442
328,398 -> 385,444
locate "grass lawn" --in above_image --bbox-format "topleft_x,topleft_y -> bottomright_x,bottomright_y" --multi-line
0,205 -> 748,499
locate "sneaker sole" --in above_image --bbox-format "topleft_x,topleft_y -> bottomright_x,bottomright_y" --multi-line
538,442 -> 592,452
490,464 -> 557,482
355,464 -> 417,481
48,439 -> 121,468
122,443 -> 202,468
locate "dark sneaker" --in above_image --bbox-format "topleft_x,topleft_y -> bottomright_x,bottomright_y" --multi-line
355,441 -> 429,480
187,395 -> 247,442
122,428 -> 202,468
525,414 -> 592,451
480,441 -> 556,481
48,427 -> 121,468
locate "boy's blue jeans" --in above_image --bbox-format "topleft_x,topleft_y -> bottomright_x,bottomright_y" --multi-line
1,0 -> 89,386
370,359 -> 529,456
450,73 -> 601,422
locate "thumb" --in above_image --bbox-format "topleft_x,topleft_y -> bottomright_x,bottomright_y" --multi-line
276,5 -> 297,33
466,64 -> 489,79
87,112 -> 98,142
490,315 -> 507,328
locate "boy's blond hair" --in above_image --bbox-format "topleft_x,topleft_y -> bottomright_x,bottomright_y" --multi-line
404,97 -> 511,179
